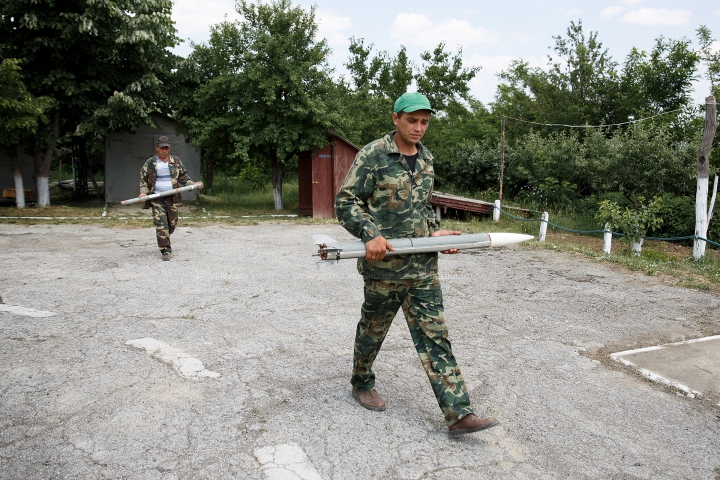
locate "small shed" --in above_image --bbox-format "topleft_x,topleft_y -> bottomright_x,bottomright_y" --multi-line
105,113 -> 201,203
298,132 -> 360,218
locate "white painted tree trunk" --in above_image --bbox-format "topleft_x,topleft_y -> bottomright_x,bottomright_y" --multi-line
493,200 -> 501,222
36,176 -> 50,206
273,186 -> 282,210
603,223 -> 612,254
694,97 -> 717,260
13,174 -> 25,209
539,212 -> 548,242
435,206 -> 442,221
632,238 -> 644,256
695,175 -> 709,259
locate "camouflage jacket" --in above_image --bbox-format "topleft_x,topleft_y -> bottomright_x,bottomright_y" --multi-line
335,131 -> 440,280
139,155 -> 194,209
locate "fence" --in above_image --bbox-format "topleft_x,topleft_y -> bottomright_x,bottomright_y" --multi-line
492,201 -> 720,256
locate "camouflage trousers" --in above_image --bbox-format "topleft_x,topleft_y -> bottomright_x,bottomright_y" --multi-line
151,197 -> 178,253
352,275 -> 473,426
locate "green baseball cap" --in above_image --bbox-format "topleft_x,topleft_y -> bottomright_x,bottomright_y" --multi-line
393,92 -> 435,114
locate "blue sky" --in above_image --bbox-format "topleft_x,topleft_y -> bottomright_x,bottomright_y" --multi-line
170,0 -> 720,107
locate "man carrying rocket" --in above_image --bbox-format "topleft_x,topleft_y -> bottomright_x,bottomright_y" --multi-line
335,92 -> 500,436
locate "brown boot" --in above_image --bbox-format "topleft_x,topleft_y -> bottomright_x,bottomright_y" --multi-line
352,388 -> 386,411
448,414 -> 499,437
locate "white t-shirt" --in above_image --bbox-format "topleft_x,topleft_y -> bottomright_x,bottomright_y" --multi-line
155,158 -> 173,193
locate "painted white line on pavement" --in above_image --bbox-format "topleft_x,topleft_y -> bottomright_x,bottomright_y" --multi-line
0,304 -> 57,318
611,355 -> 703,397
254,444 -> 322,480
126,337 -> 221,379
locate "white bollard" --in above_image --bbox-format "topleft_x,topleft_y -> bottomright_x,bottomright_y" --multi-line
603,223 -> 612,254
539,212 -> 549,242
493,200 -> 501,222
435,206 -> 442,221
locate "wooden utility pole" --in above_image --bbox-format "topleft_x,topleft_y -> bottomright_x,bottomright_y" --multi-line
694,96 -> 717,260
499,115 -> 506,200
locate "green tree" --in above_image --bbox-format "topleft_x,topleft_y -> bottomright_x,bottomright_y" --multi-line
172,21 -> 244,194
415,43 -> 480,113
494,21 -> 618,134
339,40 -> 482,150
224,0 -> 335,210
0,58 -> 53,207
339,38 -> 413,145
0,0 -> 179,204
613,37 -> 699,124
697,26 -> 720,100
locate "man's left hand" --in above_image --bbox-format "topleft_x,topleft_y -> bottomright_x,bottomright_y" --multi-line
430,229 -> 462,254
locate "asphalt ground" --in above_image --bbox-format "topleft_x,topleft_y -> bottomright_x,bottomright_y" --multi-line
1,221 -> 719,479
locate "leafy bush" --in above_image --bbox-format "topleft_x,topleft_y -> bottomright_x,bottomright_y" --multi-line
596,196 -> 663,244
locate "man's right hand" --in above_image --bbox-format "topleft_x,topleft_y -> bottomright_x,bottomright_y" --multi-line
365,235 -> 395,261
139,193 -> 147,198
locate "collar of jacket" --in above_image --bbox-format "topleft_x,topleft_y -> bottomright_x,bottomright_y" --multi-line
384,130 -> 433,172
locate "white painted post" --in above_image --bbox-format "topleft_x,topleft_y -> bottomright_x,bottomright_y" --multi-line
493,200 -> 501,222
435,206 -> 441,221
603,223 -> 612,254
632,238 -> 644,256
539,212 -> 549,242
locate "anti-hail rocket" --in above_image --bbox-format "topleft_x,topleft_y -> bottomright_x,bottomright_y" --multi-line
121,184 -> 201,205
313,232 -> 534,266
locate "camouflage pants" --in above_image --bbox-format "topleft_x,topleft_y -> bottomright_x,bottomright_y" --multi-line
352,275 -> 474,426
151,197 -> 178,253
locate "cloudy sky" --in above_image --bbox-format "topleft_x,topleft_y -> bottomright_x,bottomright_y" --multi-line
170,0 -> 720,107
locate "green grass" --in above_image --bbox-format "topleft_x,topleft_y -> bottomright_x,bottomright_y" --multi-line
201,174 -> 299,216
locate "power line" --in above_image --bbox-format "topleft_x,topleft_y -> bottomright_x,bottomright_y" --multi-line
504,108 -> 684,129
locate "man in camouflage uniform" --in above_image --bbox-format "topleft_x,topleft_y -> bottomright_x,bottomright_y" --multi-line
139,136 -> 202,261
335,92 -> 499,436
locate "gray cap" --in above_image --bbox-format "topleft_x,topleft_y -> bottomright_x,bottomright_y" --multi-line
156,136 -> 171,147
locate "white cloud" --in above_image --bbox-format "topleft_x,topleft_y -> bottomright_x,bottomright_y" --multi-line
713,9 -> 720,15
391,13 -> 498,48
315,10 -> 352,47
172,0 -> 240,40
601,6 -> 624,19
620,8 -> 692,26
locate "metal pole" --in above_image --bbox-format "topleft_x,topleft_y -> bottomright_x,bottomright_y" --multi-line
499,114 -> 506,200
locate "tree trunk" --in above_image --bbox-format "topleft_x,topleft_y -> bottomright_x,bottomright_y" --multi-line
201,154 -> 215,195
271,155 -> 284,210
9,146 -> 25,208
35,110 -> 60,207
695,97 -> 717,260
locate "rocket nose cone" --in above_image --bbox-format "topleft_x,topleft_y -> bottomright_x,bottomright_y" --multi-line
487,232 -> 534,247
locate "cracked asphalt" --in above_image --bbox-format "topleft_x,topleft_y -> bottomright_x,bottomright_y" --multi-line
0,222 -> 719,479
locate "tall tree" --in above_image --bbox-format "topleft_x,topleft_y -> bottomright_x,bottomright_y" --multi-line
222,0 -> 335,210
495,20 -> 618,133
0,0 -> 179,205
0,58 -> 53,207
696,26 -> 720,100
172,21 -> 244,194
613,37 -> 699,124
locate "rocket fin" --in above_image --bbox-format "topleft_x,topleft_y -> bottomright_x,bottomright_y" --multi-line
313,234 -> 339,246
